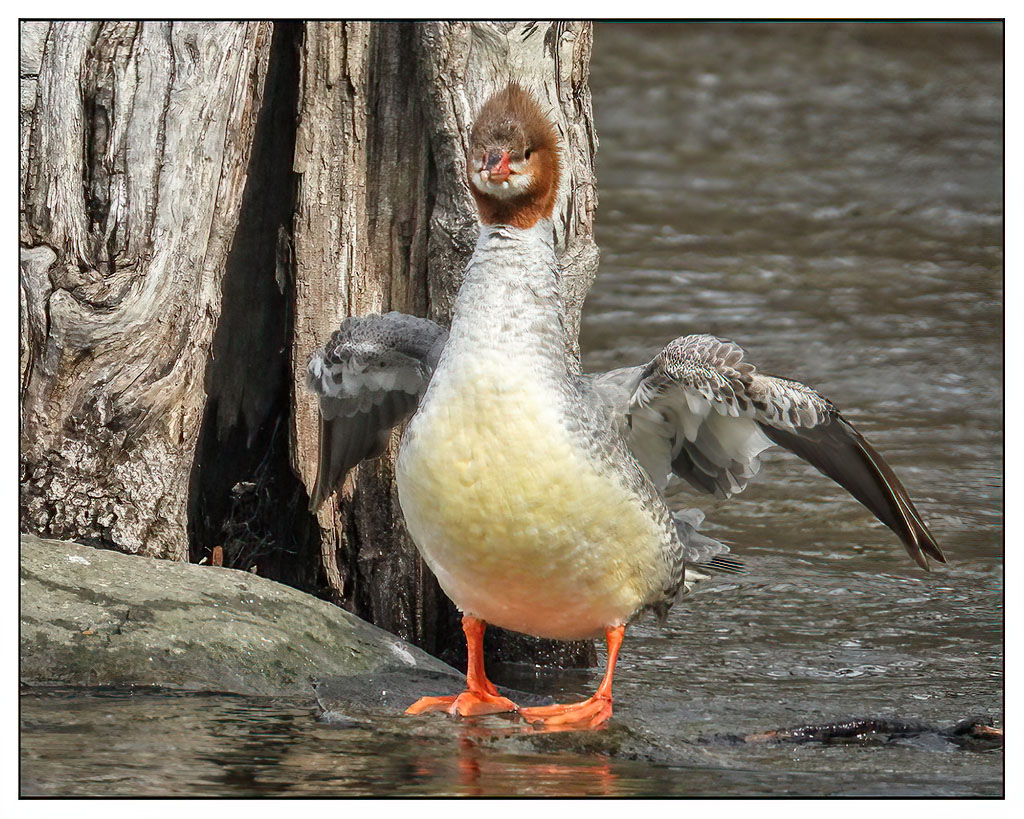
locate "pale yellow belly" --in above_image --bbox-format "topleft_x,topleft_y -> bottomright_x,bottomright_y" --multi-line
395,367 -> 669,640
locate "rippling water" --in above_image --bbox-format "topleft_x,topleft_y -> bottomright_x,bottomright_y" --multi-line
21,22 -> 1002,797
579,21 -> 1003,796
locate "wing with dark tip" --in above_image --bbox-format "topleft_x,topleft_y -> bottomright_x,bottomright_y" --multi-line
757,417 -> 945,569
599,334 -> 945,569
305,312 -> 447,511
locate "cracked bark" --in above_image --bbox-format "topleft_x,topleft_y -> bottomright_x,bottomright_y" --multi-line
20,21 -> 273,559
20,21 -> 599,668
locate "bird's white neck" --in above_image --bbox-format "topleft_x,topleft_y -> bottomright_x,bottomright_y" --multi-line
443,220 -> 568,377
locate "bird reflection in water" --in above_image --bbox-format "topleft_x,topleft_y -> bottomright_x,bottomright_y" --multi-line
410,725 -> 619,797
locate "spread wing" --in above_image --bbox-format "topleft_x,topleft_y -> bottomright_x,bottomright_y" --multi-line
595,334 -> 945,570
306,312 -> 447,511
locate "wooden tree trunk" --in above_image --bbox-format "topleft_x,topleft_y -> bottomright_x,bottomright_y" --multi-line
289,22 -> 599,666
20,21 -> 274,559
20,21 -> 599,668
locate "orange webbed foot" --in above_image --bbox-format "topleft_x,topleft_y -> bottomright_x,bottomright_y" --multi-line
404,616 -> 519,718
520,694 -> 613,730
406,690 -> 518,717
518,624 -> 624,731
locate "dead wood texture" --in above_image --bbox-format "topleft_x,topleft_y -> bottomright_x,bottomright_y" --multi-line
20,21 -> 599,668
20,22 -> 274,559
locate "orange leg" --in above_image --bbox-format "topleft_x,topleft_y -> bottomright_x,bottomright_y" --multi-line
520,624 -> 625,729
405,616 -> 518,717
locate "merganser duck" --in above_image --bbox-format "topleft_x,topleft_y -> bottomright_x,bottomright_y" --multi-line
306,83 -> 945,729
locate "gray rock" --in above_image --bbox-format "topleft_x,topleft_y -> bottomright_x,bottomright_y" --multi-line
20,534 -> 459,698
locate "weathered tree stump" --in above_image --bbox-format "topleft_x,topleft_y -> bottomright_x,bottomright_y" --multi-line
20,22 -> 274,559
20,21 -> 600,668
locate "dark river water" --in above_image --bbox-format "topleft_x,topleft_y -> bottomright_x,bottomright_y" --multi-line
21,22 -> 1003,797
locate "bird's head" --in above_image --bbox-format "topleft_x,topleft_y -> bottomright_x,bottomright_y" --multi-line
467,83 -> 562,229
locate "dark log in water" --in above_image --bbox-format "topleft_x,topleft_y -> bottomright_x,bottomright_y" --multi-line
713,716 -> 1004,751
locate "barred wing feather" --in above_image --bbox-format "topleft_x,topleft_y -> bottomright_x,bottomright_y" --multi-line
623,334 -> 945,570
306,312 -> 447,511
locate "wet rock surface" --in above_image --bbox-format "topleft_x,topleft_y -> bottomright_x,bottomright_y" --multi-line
313,669 -> 1002,762
20,534 -> 457,698
313,667 -> 557,712
313,672 -> 690,765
